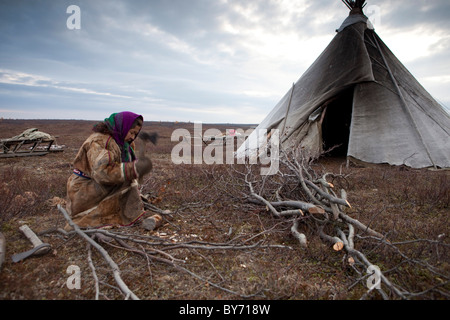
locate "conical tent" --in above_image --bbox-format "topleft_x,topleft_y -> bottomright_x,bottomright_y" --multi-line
236,3 -> 450,169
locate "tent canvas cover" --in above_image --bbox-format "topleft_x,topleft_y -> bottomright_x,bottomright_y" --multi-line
236,4 -> 450,169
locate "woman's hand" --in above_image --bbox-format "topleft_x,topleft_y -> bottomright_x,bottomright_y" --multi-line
135,157 -> 152,177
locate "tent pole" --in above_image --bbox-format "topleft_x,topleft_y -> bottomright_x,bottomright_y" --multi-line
373,35 -> 437,169
280,82 -> 295,139
347,86 -> 357,169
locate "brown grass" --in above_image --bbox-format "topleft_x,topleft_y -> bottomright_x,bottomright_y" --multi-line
0,119 -> 448,300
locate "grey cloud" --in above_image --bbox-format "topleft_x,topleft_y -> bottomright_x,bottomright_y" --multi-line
371,0 -> 450,30
0,0 -> 448,121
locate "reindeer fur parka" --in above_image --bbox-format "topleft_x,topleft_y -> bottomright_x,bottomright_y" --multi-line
65,132 -> 145,229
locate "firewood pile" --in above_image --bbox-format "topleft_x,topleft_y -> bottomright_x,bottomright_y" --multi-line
234,148 -> 448,299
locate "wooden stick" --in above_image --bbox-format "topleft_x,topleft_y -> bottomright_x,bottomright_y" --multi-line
269,200 -> 325,214
86,242 -> 100,300
304,179 -> 351,208
347,224 -> 355,249
339,212 -> 384,239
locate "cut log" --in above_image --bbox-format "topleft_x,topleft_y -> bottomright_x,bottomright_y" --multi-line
142,214 -> 163,231
308,206 -> 326,215
333,242 -> 344,251
319,227 -> 345,251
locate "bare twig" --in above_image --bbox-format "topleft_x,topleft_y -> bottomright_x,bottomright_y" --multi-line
86,242 -> 100,300
291,218 -> 307,247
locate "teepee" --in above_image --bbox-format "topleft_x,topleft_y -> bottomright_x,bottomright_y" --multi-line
236,0 -> 450,169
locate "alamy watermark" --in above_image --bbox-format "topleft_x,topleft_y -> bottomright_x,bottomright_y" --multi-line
366,264 -> 381,290
170,122 -> 279,175
66,5 -> 81,30
66,264 -> 81,290
366,5 -> 381,29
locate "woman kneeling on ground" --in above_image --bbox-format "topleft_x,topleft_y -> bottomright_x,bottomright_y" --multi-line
65,111 -> 152,230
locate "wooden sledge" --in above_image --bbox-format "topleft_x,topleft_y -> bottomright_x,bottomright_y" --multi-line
0,137 -> 61,158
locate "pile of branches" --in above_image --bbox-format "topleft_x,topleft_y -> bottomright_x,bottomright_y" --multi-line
234,148 -> 449,299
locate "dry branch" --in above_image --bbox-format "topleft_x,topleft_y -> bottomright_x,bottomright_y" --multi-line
270,200 -> 325,215
291,218 -> 307,247
86,242 -> 100,300
338,211 -> 383,239
304,179 -> 351,208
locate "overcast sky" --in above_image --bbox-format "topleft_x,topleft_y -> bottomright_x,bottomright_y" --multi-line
1,0 -> 449,123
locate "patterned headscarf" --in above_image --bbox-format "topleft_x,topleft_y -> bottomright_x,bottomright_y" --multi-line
104,111 -> 143,162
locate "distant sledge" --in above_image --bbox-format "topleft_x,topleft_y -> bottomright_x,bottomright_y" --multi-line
0,128 -> 65,158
